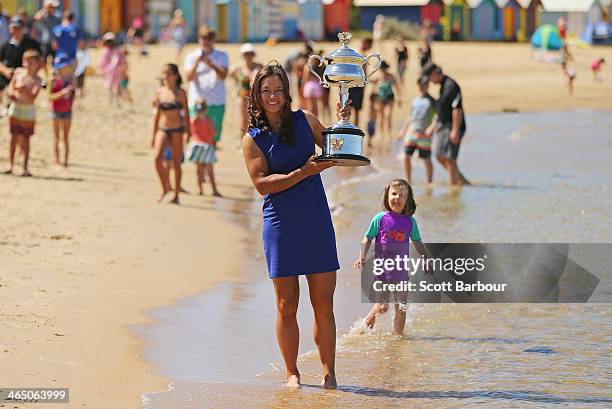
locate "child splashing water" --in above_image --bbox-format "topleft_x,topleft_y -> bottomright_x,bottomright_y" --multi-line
398,76 -> 437,184
354,179 -> 430,335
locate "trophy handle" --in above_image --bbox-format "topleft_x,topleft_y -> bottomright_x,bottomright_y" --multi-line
365,54 -> 382,83
307,55 -> 327,86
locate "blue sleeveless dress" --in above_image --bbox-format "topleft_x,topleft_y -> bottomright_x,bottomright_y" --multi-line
249,110 -> 340,279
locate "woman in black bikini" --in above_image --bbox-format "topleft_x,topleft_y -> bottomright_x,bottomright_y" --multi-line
152,63 -> 190,204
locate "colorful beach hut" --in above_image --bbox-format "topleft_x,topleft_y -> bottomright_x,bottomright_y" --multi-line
354,0 -> 430,30
441,0 -> 471,40
469,0 -> 502,40
497,0 -> 522,40
421,0 -> 444,25
283,0 -> 300,40
519,0 -> 542,39
324,0 -> 350,39
298,0 -> 324,41
148,0 -> 174,40
540,0 -> 605,38
123,0 -> 147,34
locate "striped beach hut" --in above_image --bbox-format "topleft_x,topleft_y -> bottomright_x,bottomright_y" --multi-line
497,0 -> 522,40
442,0 -> 471,40
324,0 -> 350,39
469,0 -> 502,40
540,0 -> 605,38
298,0 -> 324,40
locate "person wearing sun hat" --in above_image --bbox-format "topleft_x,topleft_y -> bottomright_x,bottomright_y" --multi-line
49,52 -> 75,167
34,0 -> 62,64
229,42 -> 262,134
184,26 -> 228,145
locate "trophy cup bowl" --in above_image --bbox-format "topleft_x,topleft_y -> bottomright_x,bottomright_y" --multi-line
308,32 -> 381,166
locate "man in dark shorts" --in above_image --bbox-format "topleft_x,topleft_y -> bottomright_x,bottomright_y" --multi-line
422,63 -> 469,186
0,17 -> 42,109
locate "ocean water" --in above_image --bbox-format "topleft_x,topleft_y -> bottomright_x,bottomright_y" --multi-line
137,110 -> 612,408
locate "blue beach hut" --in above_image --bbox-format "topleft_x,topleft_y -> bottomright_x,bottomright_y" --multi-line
298,0 -> 324,40
469,0 -> 502,40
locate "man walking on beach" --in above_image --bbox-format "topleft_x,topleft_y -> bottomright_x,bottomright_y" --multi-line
184,26 -> 228,146
423,63 -> 469,186
0,16 -> 41,112
51,10 -> 80,63
33,0 -> 61,66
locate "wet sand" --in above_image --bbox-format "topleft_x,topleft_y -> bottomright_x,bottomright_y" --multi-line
1,40 -> 612,408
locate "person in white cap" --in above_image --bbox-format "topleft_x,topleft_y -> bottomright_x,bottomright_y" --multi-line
229,43 -> 262,135
34,0 -> 61,65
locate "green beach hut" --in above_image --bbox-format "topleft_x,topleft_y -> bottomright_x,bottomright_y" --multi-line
442,0 -> 471,40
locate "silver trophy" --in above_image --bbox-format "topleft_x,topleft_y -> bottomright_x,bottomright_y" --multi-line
308,32 -> 381,166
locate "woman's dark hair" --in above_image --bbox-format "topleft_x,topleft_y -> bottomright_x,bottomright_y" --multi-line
382,179 -> 416,216
164,63 -> 183,88
247,62 -> 293,144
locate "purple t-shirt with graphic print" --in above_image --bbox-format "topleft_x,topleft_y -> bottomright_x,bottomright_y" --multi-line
366,211 -> 421,281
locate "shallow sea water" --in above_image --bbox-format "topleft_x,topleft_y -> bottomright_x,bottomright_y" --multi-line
138,110 -> 612,408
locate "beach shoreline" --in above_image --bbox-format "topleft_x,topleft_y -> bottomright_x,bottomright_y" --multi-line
2,40 -> 611,408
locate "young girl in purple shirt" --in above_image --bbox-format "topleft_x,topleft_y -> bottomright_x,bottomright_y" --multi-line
354,179 -> 430,335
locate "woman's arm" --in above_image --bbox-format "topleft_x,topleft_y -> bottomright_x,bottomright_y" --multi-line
303,102 -> 352,148
242,134 -> 333,195
179,89 -> 191,141
151,93 -> 160,147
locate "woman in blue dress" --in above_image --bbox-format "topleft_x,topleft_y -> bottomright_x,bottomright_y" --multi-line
242,63 -> 350,389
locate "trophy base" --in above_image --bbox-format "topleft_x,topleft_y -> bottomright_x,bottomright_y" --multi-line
314,154 -> 371,167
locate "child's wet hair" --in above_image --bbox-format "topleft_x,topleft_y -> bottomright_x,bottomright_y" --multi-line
382,179 -> 416,216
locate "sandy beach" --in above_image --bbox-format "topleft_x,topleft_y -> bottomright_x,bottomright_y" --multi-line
1,40 -> 611,408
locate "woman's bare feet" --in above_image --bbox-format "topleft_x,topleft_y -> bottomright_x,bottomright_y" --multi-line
169,195 -> 180,205
322,373 -> 337,389
2,167 -> 12,175
21,170 -> 32,177
212,190 -> 222,197
286,374 -> 300,389
156,190 -> 169,203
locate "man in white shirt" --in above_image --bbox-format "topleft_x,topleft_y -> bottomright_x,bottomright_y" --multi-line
184,26 -> 228,144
